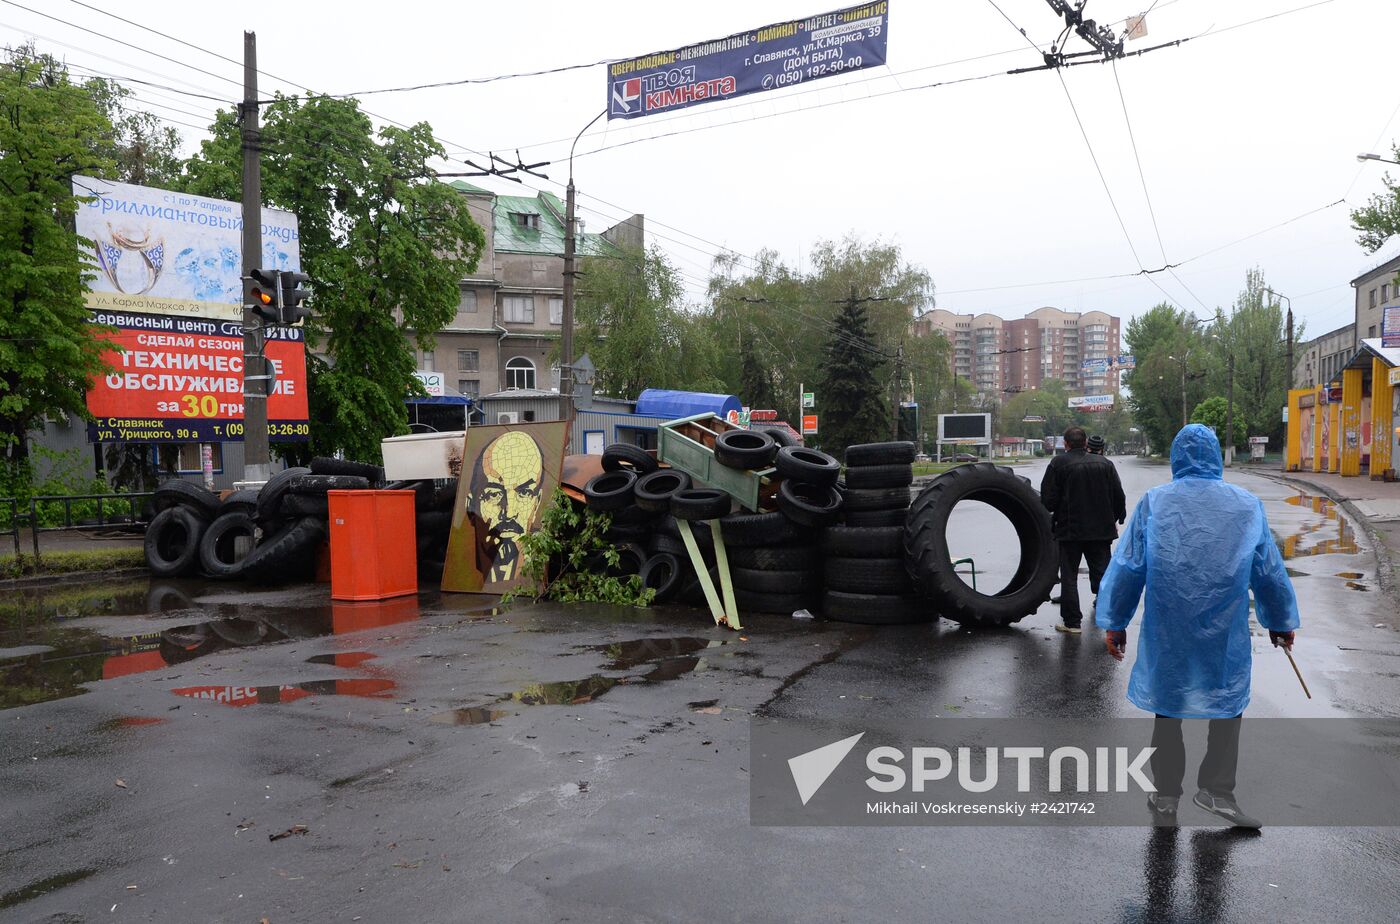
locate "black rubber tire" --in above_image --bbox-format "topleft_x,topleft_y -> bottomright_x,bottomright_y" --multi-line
310,457 -> 385,483
845,441 -> 916,466
197,511 -> 257,579
416,509 -> 452,537
774,445 -> 841,487
611,504 -> 661,527
152,479 -> 220,519
713,429 -> 777,471
584,470 -> 638,512
679,566 -> 720,607
287,473 -> 371,495
905,462 -> 1057,627
752,423 -> 800,448
778,480 -> 843,528
429,481 -> 459,511
650,531 -> 715,563
613,541 -> 647,577
731,566 -> 819,594
634,469 -> 692,513
602,443 -> 659,476
240,516 -> 327,585
845,464 -> 914,489
824,556 -> 912,595
671,488 -> 731,521
281,492 -> 330,519
144,506 -> 207,577
657,515 -> 715,550
256,466 -> 311,523
822,526 -> 904,559
843,486 -> 912,512
604,525 -> 651,543
640,553 -> 683,603
735,588 -> 813,614
820,590 -> 929,625
843,508 -> 908,528
719,510 -> 802,547
219,488 -> 259,516
385,479 -> 436,511
726,544 -> 821,571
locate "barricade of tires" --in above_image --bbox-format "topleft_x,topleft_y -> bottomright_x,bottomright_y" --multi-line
141,457 -> 463,585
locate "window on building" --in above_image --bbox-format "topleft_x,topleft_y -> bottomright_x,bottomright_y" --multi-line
453,288 -> 478,326
458,378 -> 480,398
1370,288 -> 1378,308
457,349 -> 479,372
1370,325 -> 1377,338
1384,283 -> 1391,303
505,357 -> 536,390
419,350 -> 435,372
511,212 -> 541,230
549,297 -> 563,325
503,296 -> 535,323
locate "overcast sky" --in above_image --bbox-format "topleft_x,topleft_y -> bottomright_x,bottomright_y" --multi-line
6,0 -> 1397,339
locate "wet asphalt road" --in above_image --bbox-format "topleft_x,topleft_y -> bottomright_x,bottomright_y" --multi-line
3,458 -> 1399,923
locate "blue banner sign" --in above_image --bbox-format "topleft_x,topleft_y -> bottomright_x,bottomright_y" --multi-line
607,2 -> 889,121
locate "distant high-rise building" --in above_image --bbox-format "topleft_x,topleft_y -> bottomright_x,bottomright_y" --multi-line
910,307 -> 1122,396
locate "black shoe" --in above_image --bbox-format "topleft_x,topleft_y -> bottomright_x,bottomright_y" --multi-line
1148,793 -> 1179,825
1193,790 -> 1262,829
1050,594 -> 1062,604
1055,621 -> 1082,634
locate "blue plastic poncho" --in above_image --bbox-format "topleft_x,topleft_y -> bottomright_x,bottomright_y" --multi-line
1096,424 -> 1300,719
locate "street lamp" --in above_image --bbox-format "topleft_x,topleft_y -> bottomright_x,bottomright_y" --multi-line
1211,332 -> 1236,466
1357,152 -> 1400,166
1263,287 -> 1293,385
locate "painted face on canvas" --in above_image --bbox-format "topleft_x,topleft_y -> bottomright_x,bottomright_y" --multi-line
471,431 -> 543,540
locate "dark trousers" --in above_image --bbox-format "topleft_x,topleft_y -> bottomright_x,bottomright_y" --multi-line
1057,540 -> 1111,624
1150,714 -> 1242,798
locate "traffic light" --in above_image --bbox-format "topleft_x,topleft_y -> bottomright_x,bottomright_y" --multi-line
246,268 -> 281,324
279,271 -> 311,325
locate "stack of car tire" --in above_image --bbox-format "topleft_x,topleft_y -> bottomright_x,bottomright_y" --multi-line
821,441 -> 928,625
142,457 -> 457,584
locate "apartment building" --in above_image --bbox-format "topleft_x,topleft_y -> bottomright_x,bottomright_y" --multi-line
1292,323 -> 1357,389
1353,251 -> 1400,346
911,306 -> 1122,395
414,181 -> 644,403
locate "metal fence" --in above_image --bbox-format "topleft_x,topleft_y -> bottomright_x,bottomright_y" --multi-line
0,492 -> 153,561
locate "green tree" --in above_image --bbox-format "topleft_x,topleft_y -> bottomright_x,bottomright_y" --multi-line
1123,303 -> 1209,454
1189,395 -> 1244,451
1351,142 -> 1400,253
817,293 -> 888,454
0,46 -> 117,462
1202,268 -> 1294,447
574,244 -> 722,398
181,95 -> 485,461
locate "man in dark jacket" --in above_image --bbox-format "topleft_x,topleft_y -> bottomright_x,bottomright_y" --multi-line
1041,426 -> 1127,633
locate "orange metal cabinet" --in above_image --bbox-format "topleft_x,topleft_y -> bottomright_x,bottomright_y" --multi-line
327,490 -> 417,601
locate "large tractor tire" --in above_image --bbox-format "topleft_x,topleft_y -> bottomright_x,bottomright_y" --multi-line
904,462 -> 1056,628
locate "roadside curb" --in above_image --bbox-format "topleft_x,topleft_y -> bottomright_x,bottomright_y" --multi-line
1257,470 -> 1399,608
2,566 -> 149,591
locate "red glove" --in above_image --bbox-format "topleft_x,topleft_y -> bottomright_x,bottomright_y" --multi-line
1270,630 -> 1295,651
1105,629 -> 1127,661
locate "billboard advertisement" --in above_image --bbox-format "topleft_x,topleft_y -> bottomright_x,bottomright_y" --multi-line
1068,394 -> 1115,411
73,177 -> 309,443
73,175 -> 300,322
937,413 -> 991,443
1383,305 -> 1400,348
607,2 -> 889,121
1081,354 -> 1135,372
85,311 -> 309,442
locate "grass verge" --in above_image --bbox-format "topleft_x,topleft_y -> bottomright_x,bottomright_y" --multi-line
0,548 -> 147,580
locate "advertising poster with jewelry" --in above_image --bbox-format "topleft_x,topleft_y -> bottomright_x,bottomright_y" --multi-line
73,176 -> 309,442
441,422 -> 570,596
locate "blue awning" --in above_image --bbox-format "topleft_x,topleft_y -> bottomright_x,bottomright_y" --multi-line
634,389 -> 741,420
406,394 -> 472,406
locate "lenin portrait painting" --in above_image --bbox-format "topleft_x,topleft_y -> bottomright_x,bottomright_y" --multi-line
442,421 -> 569,595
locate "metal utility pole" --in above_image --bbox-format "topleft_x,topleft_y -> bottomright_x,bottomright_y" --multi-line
1265,288 -> 1294,388
890,340 -> 904,440
562,110 -> 605,428
1225,349 -> 1236,465
240,31 -> 270,482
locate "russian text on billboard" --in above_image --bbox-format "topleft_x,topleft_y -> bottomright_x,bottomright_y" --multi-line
86,311 -> 309,442
607,2 -> 889,120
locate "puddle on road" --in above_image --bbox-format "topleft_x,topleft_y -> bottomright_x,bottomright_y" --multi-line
430,706 -> 511,725
305,652 -> 378,668
1,582 -> 424,710
1336,571 -> 1365,579
1278,493 -> 1361,559
1285,568 -> 1309,578
171,678 -> 396,707
433,636 -> 722,722
1345,582 -> 1370,592
0,868 -> 99,912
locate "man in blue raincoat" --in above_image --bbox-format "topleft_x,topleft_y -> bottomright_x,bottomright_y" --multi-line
1096,425 -> 1299,828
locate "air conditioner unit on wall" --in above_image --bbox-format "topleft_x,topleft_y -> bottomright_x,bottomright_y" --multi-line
497,412 -> 519,425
